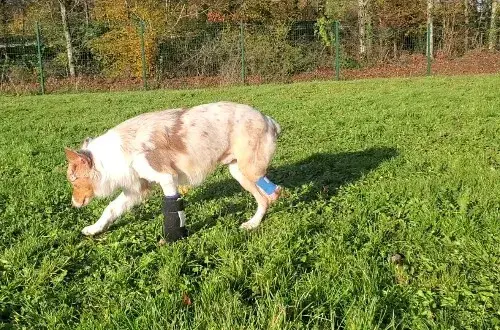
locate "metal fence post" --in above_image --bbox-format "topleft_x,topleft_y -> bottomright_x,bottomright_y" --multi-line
139,20 -> 148,90
35,21 -> 45,95
330,23 -> 334,77
240,21 -> 246,84
426,23 -> 432,76
335,20 -> 340,81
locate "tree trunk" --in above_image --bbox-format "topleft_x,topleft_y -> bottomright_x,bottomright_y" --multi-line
427,0 -> 434,59
0,0 -> 7,40
358,0 -> 367,59
393,38 -> 397,59
0,0 -> 8,61
83,0 -> 90,27
366,10 -> 372,58
59,0 -> 75,77
464,0 -> 469,51
489,0 -> 499,50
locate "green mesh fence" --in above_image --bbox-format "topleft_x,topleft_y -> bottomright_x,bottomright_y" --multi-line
0,17 -> 499,94
0,34 -> 39,89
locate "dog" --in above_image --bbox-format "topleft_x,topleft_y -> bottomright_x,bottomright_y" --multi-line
64,101 -> 282,236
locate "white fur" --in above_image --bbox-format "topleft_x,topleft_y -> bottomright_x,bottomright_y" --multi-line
86,132 -> 142,197
228,162 -> 267,229
82,191 -> 141,235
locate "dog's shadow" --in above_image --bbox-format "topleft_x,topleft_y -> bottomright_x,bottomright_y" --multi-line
186,147 -> 398,233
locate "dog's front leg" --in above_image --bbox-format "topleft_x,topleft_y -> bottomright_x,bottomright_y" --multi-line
82,191 -> 141,236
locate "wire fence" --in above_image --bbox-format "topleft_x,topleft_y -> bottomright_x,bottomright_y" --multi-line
1,19 -> 499,94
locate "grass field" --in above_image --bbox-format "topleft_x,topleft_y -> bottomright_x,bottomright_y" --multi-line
1,75 -> 500,329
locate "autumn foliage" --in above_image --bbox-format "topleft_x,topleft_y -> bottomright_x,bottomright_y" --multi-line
0,0 -> 498,86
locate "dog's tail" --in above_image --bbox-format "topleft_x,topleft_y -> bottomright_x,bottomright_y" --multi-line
266,115 -> 282,137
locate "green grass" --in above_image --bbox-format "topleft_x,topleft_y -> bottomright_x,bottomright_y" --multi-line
1,75 -> 500,329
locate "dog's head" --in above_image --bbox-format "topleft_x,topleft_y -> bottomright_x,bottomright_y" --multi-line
64,142 -> 96,208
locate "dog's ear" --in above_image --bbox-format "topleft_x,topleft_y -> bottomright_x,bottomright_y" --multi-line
81,137 -> 92,149
64,147 -> 80,163
64,147 -> 92,167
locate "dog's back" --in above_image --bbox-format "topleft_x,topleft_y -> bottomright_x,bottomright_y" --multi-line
103,101 -> 279,187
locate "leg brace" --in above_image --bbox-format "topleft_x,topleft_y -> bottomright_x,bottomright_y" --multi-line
162,195 -> 188,242
256,176 -> 279,195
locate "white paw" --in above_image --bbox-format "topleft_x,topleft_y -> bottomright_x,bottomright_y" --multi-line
240,220 -> 260,230
81,225 -> 104,236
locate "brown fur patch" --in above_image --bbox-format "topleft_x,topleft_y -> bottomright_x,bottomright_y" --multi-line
145,148 -> 175,174
145,109 -> 187,173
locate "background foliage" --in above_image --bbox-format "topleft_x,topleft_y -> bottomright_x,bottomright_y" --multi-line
0,0 -> 499,92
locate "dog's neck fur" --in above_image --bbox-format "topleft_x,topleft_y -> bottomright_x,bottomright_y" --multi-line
84,131 -> 140,197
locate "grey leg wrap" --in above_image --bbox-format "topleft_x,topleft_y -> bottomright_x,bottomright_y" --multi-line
162,195 -> 188,242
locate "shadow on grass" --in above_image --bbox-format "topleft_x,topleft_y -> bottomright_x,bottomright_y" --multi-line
187,146 -> 398,233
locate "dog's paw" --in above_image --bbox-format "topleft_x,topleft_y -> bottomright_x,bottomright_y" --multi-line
258,185 -> 282,204
267,185 -> 282,203
240,220 -> 260,230
81,225 -> 103,236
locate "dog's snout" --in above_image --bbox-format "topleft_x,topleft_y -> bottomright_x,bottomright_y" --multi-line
72,196 -> 88,208
71,196 -> 81,208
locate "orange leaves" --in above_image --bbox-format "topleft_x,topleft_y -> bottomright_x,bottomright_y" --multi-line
91,0 -> 163,78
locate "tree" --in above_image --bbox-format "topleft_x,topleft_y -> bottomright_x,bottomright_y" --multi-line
464,0 -> 469,51
489,0 -> 499,50
358,0 -> 369,58
427,0 -> 433,58
91,0 -> 172,77
16,0 -> 89,76
58,0 -> 75,76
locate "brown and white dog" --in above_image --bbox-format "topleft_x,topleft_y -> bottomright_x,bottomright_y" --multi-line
64,101 -> 282,236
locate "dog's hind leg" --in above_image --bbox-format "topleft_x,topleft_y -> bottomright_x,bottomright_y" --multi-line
234,125 -> 282,203
230,121 -> 281,229
228,162 -> 269,230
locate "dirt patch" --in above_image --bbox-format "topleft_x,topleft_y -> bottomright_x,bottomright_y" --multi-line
292,49 -> 500,81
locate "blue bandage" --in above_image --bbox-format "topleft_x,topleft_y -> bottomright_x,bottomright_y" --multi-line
256,176 -> 278,195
